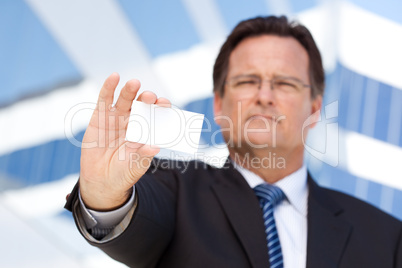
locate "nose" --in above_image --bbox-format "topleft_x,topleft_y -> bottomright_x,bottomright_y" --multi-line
257,79 -> 275,106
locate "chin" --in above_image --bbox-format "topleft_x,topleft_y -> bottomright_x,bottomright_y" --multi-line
246,117 -> 275,130
242,133 -> 275,149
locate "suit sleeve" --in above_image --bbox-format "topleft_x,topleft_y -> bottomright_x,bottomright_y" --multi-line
396,224 -> 402,268
64,159 -> 179,268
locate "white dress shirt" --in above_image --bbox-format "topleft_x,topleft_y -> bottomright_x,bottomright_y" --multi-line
79,164 -> 308,268
233,163 -> 308,268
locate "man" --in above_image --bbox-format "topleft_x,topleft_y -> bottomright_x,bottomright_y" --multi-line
65,16 -> 402,267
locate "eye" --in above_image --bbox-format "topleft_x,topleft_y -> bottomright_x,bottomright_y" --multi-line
234,79 -> 259,87
276,80 -> 296,87
274,79 -> 298,91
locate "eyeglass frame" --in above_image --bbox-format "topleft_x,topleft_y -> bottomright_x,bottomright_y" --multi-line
225,74 -> 311,97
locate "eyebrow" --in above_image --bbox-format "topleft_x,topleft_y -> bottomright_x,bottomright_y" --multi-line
230,73 -> 306,83
230,74 -> 259,79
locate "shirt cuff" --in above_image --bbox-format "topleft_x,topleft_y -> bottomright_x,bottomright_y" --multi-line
78,186 -> 136,229
73,187 -> 137,243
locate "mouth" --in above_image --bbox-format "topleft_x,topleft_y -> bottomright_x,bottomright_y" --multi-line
248,114 -> 277,122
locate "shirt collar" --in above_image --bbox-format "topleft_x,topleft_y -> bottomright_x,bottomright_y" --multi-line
232,161 -> 308,216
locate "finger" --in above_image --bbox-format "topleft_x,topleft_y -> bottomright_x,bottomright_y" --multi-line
124,142 -> 160,157
124,141 -> 160,155
114,79 -> 141,113
137,143 -> 160,157
129,144 -> 160,173
124,141 -> 147,150
137,91 -> 157,104
124,143 -> 160,176
97,73 -> 120,110
155,97 -> 171,108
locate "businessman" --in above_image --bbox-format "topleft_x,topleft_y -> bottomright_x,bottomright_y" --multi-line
65,16 -> 402,267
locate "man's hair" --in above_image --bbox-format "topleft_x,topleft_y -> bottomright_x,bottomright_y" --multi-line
213,16 -> 324,99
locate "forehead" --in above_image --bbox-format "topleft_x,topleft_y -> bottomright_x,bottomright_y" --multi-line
228,35 -> 309,80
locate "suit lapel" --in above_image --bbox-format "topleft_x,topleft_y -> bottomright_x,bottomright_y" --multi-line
306,176 -> 352,268
210,163 -> 352,267
211,160 -> 270,268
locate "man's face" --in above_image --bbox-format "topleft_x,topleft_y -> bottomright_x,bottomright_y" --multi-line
214,35 -> 322,155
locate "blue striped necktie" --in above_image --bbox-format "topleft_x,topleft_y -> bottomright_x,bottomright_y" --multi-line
254,184 -> 285,268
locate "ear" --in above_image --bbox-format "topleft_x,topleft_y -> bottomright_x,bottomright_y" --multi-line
213,92 -> 223,125
308,95 -> 322,129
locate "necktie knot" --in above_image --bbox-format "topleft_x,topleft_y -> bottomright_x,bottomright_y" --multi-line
253,184 -> 285,207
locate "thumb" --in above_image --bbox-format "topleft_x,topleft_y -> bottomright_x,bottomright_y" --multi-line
125,143 -> 160,181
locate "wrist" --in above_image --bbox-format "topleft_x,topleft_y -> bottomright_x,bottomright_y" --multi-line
79,180 -> 133,211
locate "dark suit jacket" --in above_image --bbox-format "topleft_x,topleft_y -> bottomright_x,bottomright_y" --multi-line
65,159 -> 402,268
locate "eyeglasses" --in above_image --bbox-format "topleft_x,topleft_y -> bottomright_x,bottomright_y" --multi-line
225,74 -> 311,98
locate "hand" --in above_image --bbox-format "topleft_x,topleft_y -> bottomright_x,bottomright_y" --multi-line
79,73 -> 171,211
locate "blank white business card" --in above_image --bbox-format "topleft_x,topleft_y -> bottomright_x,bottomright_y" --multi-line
126,101 -> 205,154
